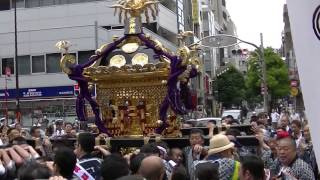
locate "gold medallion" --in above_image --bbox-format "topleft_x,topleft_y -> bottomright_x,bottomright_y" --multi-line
109,55 -> 126,68
121,43 -> 139,53
132,53 -> 148,66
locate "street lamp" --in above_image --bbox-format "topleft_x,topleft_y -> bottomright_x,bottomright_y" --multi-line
191,33 -> 268,113
14,0 -> 21,124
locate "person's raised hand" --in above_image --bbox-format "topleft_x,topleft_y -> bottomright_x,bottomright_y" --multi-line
94,145 -> 111,156
193,144 -> 203,154
207,122 -> 216,130
7,147 -> 23,165
46,161 -> 54,173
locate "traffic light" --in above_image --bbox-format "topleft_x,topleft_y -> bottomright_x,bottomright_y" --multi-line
231,49 -> 249,56
74,84 -> 80,96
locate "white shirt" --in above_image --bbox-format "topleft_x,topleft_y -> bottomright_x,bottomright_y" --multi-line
52,129 -> 65,137
294,133 -> 305,148
271,112 -> 280,123
291,113 -> 300,121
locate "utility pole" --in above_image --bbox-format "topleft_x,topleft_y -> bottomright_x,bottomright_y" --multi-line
14,0 -> 21,124
260,33 -> 268,113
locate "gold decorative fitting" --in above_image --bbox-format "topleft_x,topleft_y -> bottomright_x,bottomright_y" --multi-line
57,7 -> 202,138
121,43 -> 140,53
132,53 -> 149,66
110,55 -> 127,68
111,0 -> 159,23
55,40 -> 72,53
60,54 -> 76,75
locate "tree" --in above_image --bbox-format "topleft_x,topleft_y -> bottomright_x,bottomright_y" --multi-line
246,48 -> 290,108
213,66 -> 246,108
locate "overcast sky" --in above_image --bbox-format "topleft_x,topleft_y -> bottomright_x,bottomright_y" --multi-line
226,0 -> 286,50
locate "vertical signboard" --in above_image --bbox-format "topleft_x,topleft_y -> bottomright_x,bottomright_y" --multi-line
192,0 -> 199,24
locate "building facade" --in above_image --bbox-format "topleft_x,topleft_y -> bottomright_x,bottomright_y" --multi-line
0,0 -> 178,125
282,4 -> 304,113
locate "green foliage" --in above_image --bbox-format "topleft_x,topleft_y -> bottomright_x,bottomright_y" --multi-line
246,48 -> 290,103
213,66 -> 246,108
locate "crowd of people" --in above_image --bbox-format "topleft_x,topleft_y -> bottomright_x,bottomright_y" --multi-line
0,109 -> 316,180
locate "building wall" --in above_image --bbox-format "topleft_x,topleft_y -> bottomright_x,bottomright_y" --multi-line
0,0 -> 178,123
282,4 -> 304,112
0,1 -> 178,90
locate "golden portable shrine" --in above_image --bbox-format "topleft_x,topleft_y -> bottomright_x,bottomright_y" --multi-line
57,0 -> 201,138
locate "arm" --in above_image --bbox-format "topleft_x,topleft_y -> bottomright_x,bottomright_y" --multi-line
138,33 -> 176,60
7,148 -> 23,165
80,36 -> 127,68
12,145 -> 31,160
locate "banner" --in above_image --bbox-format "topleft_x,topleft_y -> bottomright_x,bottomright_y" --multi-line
287,0 -> 320,168
192,0 -> 199,24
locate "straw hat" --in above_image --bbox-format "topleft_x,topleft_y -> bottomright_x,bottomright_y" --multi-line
208,134 -> 234,155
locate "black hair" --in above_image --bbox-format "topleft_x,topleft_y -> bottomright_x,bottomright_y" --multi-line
250,115 -> 258,123
77,132 -> 95,153
156,141 -> 169,159
171,165 -> 189,180
46,125 -> 54,136
140,142 -> 160,156
258,112 -> 268,119
65,122 -> 73,127
225,128 -> 241,137
291,120 -> 302,129
54,147 -> 77,179
190,129 -> 204,139
130,153 -> 146,174
55,120 -> 64,126
156,141 -> 169,151
195,162 -> 219,180
208,120 -> 217,125
18,162 -> 51,180
7,127 -> 17,135
101,154 -> 130,180
226,115 -> 234,120
241,155 -> 265,180
30,126 -> 40,135
12,136 -> 27,145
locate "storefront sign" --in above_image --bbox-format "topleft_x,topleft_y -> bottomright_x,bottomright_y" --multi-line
0,86 -> 74,99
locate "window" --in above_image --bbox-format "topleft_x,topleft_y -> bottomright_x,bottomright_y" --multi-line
222,0 -> 226,7
0,0 -> 10,11
25,0 -> 40,7
223,11 -> 227,20
203,12 -> 208,21
32,55 -> 45,73
18,55 -> 31,75
2,58 -> 14,75
68,0 -> 82,4
78,50 -> 95,65
40,0 -> 54,6
194,24 -> 200,38
11,0 -> 25,8
46,53 -> 61,73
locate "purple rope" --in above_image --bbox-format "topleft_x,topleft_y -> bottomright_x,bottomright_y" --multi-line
69,36 -> 127,136
137,33 -> 199,133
